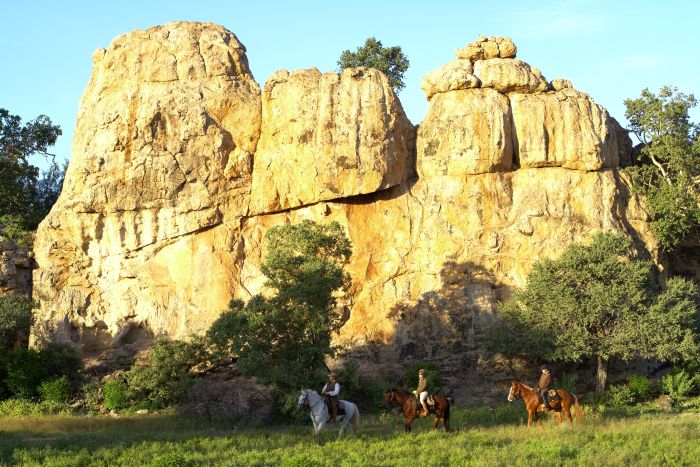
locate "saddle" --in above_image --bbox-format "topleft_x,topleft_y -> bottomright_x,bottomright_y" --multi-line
324,398 -> 346,417
539,389 -> 561,411
413,393 -> 435,407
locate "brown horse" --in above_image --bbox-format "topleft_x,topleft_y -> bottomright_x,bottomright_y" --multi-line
507,380 -> 583,427
383,388 -> 451,432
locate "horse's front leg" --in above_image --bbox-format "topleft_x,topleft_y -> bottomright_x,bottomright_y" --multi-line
556,411 -> 563,426
527,411 -> 533,427
433,414 -> 439,432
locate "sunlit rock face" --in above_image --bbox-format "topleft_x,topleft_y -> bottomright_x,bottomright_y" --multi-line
250,67 -> 415,214
33,28 -> 656,399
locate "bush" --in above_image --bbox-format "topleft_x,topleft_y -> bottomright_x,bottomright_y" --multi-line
80,379 -> 103,411
662,369 -> 697,403
126,337 -> 196,409
0,295 -> 34,348
4,348 -> 46,398
40,343 -> 82,383
605,384 -> 635,408
627,374 -> 652,401
402,362 -> 445,392
0,398 -> 72,416
39,375 -> 71,403
104,380 -> 131,410
334,360 -> 389,412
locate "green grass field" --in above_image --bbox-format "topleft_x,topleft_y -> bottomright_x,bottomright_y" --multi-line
0,405 -> 698,466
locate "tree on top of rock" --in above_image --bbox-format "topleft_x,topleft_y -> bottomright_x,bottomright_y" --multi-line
338,37 -> 409,93
624,86 -> 700,250
485,231 -> 699,393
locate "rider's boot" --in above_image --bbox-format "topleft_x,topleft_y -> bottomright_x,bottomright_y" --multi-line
420,402 -> 429,417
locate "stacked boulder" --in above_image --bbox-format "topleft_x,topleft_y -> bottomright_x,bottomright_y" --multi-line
419,36 -> 627,175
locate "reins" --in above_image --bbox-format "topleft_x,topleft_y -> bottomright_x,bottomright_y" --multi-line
303,391 -> 324,411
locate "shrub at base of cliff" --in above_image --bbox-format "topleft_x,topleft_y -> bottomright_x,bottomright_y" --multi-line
207,221 -> 352,410
0,343 -> 82,400
333,360 -> 391,412
124,337 -> 202,410
38,375 -> 71,403
485,231 -> 700,394
0,295 -> 34,348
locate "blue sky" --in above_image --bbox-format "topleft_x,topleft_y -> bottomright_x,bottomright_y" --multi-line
2,0 -> 699,169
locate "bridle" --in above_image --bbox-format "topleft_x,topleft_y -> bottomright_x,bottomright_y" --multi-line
508,383 -> 520,402
299,390 -> 323,411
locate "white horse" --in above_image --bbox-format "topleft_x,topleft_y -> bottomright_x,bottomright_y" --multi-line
297,389 -> 360,441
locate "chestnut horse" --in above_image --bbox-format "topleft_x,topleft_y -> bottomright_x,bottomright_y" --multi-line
383,388 -> 451,432
507,380 -> 583,427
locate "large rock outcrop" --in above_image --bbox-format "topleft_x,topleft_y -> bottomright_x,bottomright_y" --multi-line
250,67 -> 414,214
32,29 -> 655,398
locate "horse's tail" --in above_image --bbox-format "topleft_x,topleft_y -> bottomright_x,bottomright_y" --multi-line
444,397 -> 451,421
572,393 -> 584,424
352,404 -> 360,429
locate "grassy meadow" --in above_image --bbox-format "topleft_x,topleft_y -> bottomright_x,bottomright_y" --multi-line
0,403 -> 699,466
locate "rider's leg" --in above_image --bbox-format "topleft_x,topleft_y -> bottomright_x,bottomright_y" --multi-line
329,397 -> 338,423
419,391 -> 429,417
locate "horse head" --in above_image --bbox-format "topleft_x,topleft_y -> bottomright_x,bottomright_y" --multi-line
383,388 -> 397,407
297,389 -> 309,410
507,380 -> 519,402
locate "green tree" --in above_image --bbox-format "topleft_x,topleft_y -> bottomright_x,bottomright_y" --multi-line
338,37 -> 410,93
489,232 -> 699,393
207,220 -> 351,391
0,295 -> 34,348
0,108 -> 62,230
624,86 -> 700,250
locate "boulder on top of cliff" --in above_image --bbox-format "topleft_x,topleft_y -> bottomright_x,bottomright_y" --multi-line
455,36 -> 517,61
250,67 -> 415,214
420,59 -> 480,100
473,58 -> 549,94
509,88 -> 620,170
417,88 -> 513,176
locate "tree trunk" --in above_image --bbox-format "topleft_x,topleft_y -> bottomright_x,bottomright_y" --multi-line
596,356 -> 608,394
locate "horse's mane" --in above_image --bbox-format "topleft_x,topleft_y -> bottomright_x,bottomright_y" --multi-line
516,381 -> 535,392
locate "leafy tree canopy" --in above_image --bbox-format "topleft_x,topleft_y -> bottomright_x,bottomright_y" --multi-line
486,231 -> 699,393
338,37 -> 410,93
207,220 -> 352,392
0,109 -> 63,232
624,86 -> 700,250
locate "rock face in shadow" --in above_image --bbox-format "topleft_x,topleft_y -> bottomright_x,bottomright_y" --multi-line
32,28 -> 656,398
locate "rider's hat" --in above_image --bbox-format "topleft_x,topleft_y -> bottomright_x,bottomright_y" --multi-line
540,364 -> 549,371
418,368 -> 426,375
329,373 -> 337,379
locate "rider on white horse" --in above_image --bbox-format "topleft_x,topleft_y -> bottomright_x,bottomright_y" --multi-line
297,389 -> 360,441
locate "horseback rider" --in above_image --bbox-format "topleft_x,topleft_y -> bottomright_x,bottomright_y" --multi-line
321,373 -> 340,423
412,368 -> 429,417
537,364 -> 553,408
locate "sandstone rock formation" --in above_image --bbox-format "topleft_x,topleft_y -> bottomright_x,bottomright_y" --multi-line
32,27 -> 654,400
250,67 -> 414,214
417,89 -> 513,176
